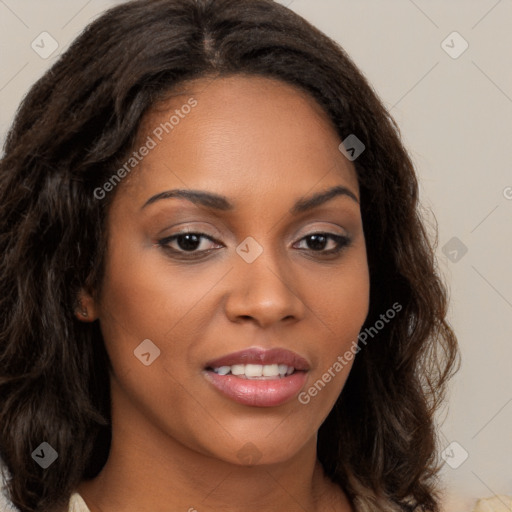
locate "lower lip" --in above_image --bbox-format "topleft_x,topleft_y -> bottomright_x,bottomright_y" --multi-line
204,371 -> 308,407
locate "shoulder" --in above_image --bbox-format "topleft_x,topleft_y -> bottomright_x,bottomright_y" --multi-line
1,460 -> 89,512
0,468 -> 17,512
0,494 -> 17,512
69,493 -> 91,512
0,491 -> 89,512
0,491 -> 17,511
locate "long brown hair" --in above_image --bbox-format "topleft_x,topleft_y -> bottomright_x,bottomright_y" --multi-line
0,1 -> 459,510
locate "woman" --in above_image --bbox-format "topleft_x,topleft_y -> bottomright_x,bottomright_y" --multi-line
0,0 -> 459,511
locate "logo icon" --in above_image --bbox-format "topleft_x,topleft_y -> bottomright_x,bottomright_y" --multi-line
441,441 -> 469,469
31,442 -> 58,469
236,442 -> 263,464
441,32 -> 469,59
338,134 -> 365,161
134,339 -> 161,366
442,236 -> 468,263
31,32 -> 59,59
236,236 -> 263,263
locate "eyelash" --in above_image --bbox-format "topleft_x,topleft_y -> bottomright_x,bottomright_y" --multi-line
157,230 -> 352,260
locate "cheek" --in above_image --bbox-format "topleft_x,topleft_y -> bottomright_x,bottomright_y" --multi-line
97,248 -> 168,359
95,239 -> 217,441
299,249 -> 370,407
96,232 -> 229,394
310,246 -> 370,341
96,227 -> 165,376
98,229 -> 215,342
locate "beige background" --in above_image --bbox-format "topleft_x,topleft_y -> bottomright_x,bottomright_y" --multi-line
1,1 -> 511,511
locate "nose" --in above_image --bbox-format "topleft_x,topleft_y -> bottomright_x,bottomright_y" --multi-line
224,247 -> 306,328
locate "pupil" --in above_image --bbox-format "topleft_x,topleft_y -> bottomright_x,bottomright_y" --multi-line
175,234 -> 329,252
309,234 -> 326,251
178,234 -> 200,251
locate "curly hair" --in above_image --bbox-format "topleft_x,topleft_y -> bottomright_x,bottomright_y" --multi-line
0,0 -> 459,511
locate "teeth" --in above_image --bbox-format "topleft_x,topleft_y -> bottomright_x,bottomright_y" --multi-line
215,366 -> 231,375
212,364 -> 296,378
231,364 -> 245,376
278,364 -> 288,376
262,364 -> 279,377
245,364 -> 262,377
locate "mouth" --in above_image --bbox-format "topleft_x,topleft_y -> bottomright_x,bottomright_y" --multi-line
208,363 -> 297,379
203,348 -> 309,407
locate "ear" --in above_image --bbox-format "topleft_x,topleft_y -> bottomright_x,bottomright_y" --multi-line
74,288 -> 99,322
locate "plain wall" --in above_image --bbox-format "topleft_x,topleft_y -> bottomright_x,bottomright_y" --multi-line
1,1 -> 511,511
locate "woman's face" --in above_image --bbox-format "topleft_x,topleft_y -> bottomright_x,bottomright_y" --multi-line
87,74 -> 370,466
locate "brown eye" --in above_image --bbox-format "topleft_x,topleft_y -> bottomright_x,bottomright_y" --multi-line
158,232 -> 222,256
157,231 -> 351,261
295,233 -> 351,255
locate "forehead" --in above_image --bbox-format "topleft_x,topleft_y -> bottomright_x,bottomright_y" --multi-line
117,74 -> 359,210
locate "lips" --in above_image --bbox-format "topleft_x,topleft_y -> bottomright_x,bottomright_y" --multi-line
203,347 -> 310,407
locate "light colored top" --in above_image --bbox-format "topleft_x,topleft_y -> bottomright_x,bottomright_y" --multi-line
69,493 -> 91,512
472,495 -> 512,512
66,493 -> 512,512
1,488 -> 509,511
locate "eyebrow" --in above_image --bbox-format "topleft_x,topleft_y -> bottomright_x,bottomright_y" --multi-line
141,185 -> 359,214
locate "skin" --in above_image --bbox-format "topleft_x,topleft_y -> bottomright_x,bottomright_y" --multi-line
77,74 -> 370,512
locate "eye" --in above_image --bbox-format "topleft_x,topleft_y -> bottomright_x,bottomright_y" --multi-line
157,230 -> 352,259
294,232 -> 352,256
157,232 -> 222,257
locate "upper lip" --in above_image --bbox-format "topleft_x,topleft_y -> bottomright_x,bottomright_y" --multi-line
204,347 -> 310,371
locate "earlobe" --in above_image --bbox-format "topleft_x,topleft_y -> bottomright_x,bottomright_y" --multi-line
75,289 -> 99,322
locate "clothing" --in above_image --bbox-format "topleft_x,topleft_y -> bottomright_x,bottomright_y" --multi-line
69,493 -> 91,512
